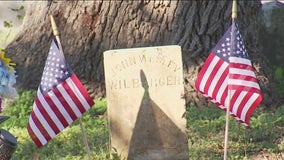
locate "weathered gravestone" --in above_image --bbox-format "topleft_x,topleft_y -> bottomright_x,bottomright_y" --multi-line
104,45 -> 188,160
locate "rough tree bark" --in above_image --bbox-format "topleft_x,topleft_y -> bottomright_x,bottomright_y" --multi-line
6,0 -> 279,108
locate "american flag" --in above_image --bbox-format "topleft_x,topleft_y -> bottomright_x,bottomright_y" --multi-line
27,38 -> 94,148
195,21 -> 262,127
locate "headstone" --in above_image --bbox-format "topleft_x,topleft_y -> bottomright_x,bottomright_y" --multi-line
104,45 -> 188,160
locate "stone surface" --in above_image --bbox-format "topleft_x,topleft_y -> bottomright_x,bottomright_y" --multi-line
104,45 -> 188,160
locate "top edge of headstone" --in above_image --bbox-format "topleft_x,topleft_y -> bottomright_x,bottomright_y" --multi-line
104,45 -> 181,54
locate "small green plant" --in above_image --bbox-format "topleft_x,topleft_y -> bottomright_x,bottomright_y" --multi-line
10,5 -> 25,22
92,97 -> 107,115
1,90 -> 36,129
275,67 -> 283,80
3,21 -> 13,28
274,66 -> 284,96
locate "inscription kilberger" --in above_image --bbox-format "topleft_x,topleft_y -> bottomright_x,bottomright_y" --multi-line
109,75 -> 183,90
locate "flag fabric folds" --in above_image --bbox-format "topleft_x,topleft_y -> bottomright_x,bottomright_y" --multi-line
195,21 -> 262,127
27,38 -> 94,148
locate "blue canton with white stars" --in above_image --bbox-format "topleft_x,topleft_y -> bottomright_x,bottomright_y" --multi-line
40,39 -> 72,94
211,21 -> 249,63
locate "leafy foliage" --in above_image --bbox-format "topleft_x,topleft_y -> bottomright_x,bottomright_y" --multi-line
3,21 -> 13,28
0,3 -> 25,48
274,66 -> 284,96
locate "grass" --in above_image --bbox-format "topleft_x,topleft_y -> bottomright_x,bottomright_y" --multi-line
187,103 -> 284,159
1,90 -> 284,159
1,90 -> 109,160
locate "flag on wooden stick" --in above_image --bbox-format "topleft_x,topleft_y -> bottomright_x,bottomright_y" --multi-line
195,21 -> 262,127
27,38 -> 94,147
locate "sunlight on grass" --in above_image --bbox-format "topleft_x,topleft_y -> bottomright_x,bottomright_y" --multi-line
186,103 -> 284,159
1,90 -> 284,159
1,91 -> 110,159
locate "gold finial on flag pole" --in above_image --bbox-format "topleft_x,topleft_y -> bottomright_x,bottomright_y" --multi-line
49,15 -> 64,56
232,0 -> 237,19
50,15 -> 59,36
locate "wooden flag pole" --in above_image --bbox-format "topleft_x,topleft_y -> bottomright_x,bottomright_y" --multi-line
223,1 -> 237,160
50,15 -> 92,160
79,117 -> 92,160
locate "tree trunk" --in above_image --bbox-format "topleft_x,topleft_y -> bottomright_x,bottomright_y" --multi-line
6,0 -> 279,107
